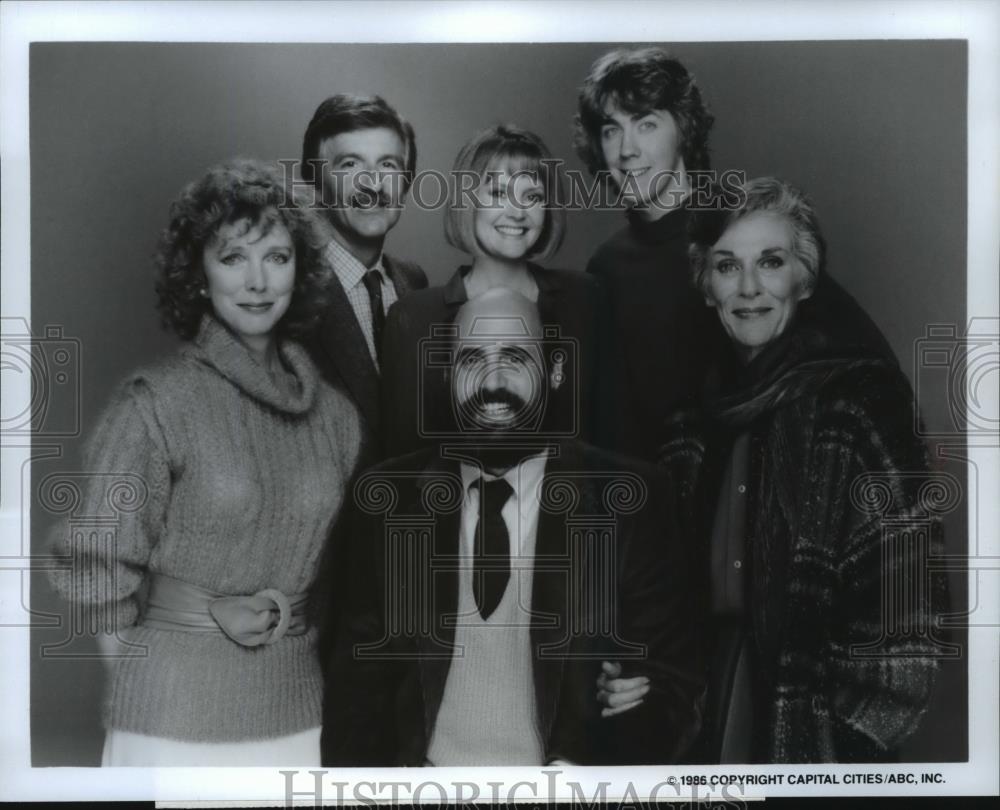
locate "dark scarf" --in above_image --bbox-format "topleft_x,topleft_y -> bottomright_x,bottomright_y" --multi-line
704,286 -> 897,429
693,297 -> 896,725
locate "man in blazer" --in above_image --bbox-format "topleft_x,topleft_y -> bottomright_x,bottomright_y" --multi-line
322,288 -> 703,766
300,94 -> 428,455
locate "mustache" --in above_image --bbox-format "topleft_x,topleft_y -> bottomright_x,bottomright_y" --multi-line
469,388 -> 528,412
349,187 -> 392,209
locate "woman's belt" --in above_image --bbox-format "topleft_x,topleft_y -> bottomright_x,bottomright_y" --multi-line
142,573 -> 309,646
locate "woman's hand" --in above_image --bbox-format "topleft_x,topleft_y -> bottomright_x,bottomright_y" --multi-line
596,660 -> 650,718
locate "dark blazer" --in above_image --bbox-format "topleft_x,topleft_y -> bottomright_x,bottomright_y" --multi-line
305,252 -> 428,457
380,264 -> 599,457
321,440 -> 704,766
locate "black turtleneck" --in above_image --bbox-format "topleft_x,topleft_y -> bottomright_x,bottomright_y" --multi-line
586,204 -> 899,462
586,205 -> 723,461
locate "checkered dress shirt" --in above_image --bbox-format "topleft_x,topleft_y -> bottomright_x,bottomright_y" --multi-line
323,238 -> 398,368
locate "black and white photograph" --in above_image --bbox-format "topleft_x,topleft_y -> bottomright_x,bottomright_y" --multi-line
1,0 -> 997,805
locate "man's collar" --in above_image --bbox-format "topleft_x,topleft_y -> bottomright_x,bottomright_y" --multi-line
459,450 -> 550,503
323,236 -> 387,288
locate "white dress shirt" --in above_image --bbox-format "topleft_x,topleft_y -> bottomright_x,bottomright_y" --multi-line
458,453 -> 549,590
425,452 -> 551,765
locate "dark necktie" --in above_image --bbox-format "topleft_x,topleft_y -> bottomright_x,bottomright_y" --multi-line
472,477 -> 514,620
361,268 -> 385,364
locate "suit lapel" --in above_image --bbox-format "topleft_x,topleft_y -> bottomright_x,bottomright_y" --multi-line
385,254 -> 408,298
318,272 -> 380,432
441,266 -> 469,319
531,263 -> 565,323
415,452 -> 463,734
386,253 -> 424,299
414,444 -> 588,746
529,444 -> 580,737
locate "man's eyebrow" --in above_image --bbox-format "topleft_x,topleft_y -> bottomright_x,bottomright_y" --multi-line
329,150 -> 403,162
364,152 -> 404,166
456,342 -> 532,357
329,151 -> 363,163
600,110 -> 655,125
497,345 -> 530,358
456,345 -> 485,360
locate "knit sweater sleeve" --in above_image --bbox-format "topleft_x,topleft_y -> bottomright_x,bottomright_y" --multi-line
47,376 -> 172,631
770,370 -> 942,761
827,395 -> 943,756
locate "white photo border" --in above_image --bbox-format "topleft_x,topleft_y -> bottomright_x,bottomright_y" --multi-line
1,0 -> 997,804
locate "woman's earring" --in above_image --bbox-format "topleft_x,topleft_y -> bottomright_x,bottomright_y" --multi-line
199,287 -> 209,298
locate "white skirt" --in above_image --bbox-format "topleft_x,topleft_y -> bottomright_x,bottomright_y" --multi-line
101,726 -> 321,767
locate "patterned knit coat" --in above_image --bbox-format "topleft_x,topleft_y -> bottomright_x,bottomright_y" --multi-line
49,315 -> 363,742
660,329 -> 947,762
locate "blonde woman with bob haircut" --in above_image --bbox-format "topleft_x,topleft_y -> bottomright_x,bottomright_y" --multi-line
380,124 -> 598,456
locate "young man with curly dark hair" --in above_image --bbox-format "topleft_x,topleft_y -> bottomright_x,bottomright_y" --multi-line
574,47 -> 723,461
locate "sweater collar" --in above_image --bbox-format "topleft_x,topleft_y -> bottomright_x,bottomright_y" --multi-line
626,204 -> 690,245
184,314 -> 317,415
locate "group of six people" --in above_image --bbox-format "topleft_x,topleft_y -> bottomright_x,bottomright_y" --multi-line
50,46 -> 945,768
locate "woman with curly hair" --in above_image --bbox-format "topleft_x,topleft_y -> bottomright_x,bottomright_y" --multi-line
48,159 -> 363,766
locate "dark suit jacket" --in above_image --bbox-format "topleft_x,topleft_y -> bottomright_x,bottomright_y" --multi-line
305,251 -> 428,458
380,264 -> 599,457
321,440 -> 704,766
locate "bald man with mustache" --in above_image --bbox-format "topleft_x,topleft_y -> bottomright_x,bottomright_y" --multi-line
321,289 -> 704,766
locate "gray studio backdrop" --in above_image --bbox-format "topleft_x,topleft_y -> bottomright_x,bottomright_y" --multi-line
29,41 -> 967,765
